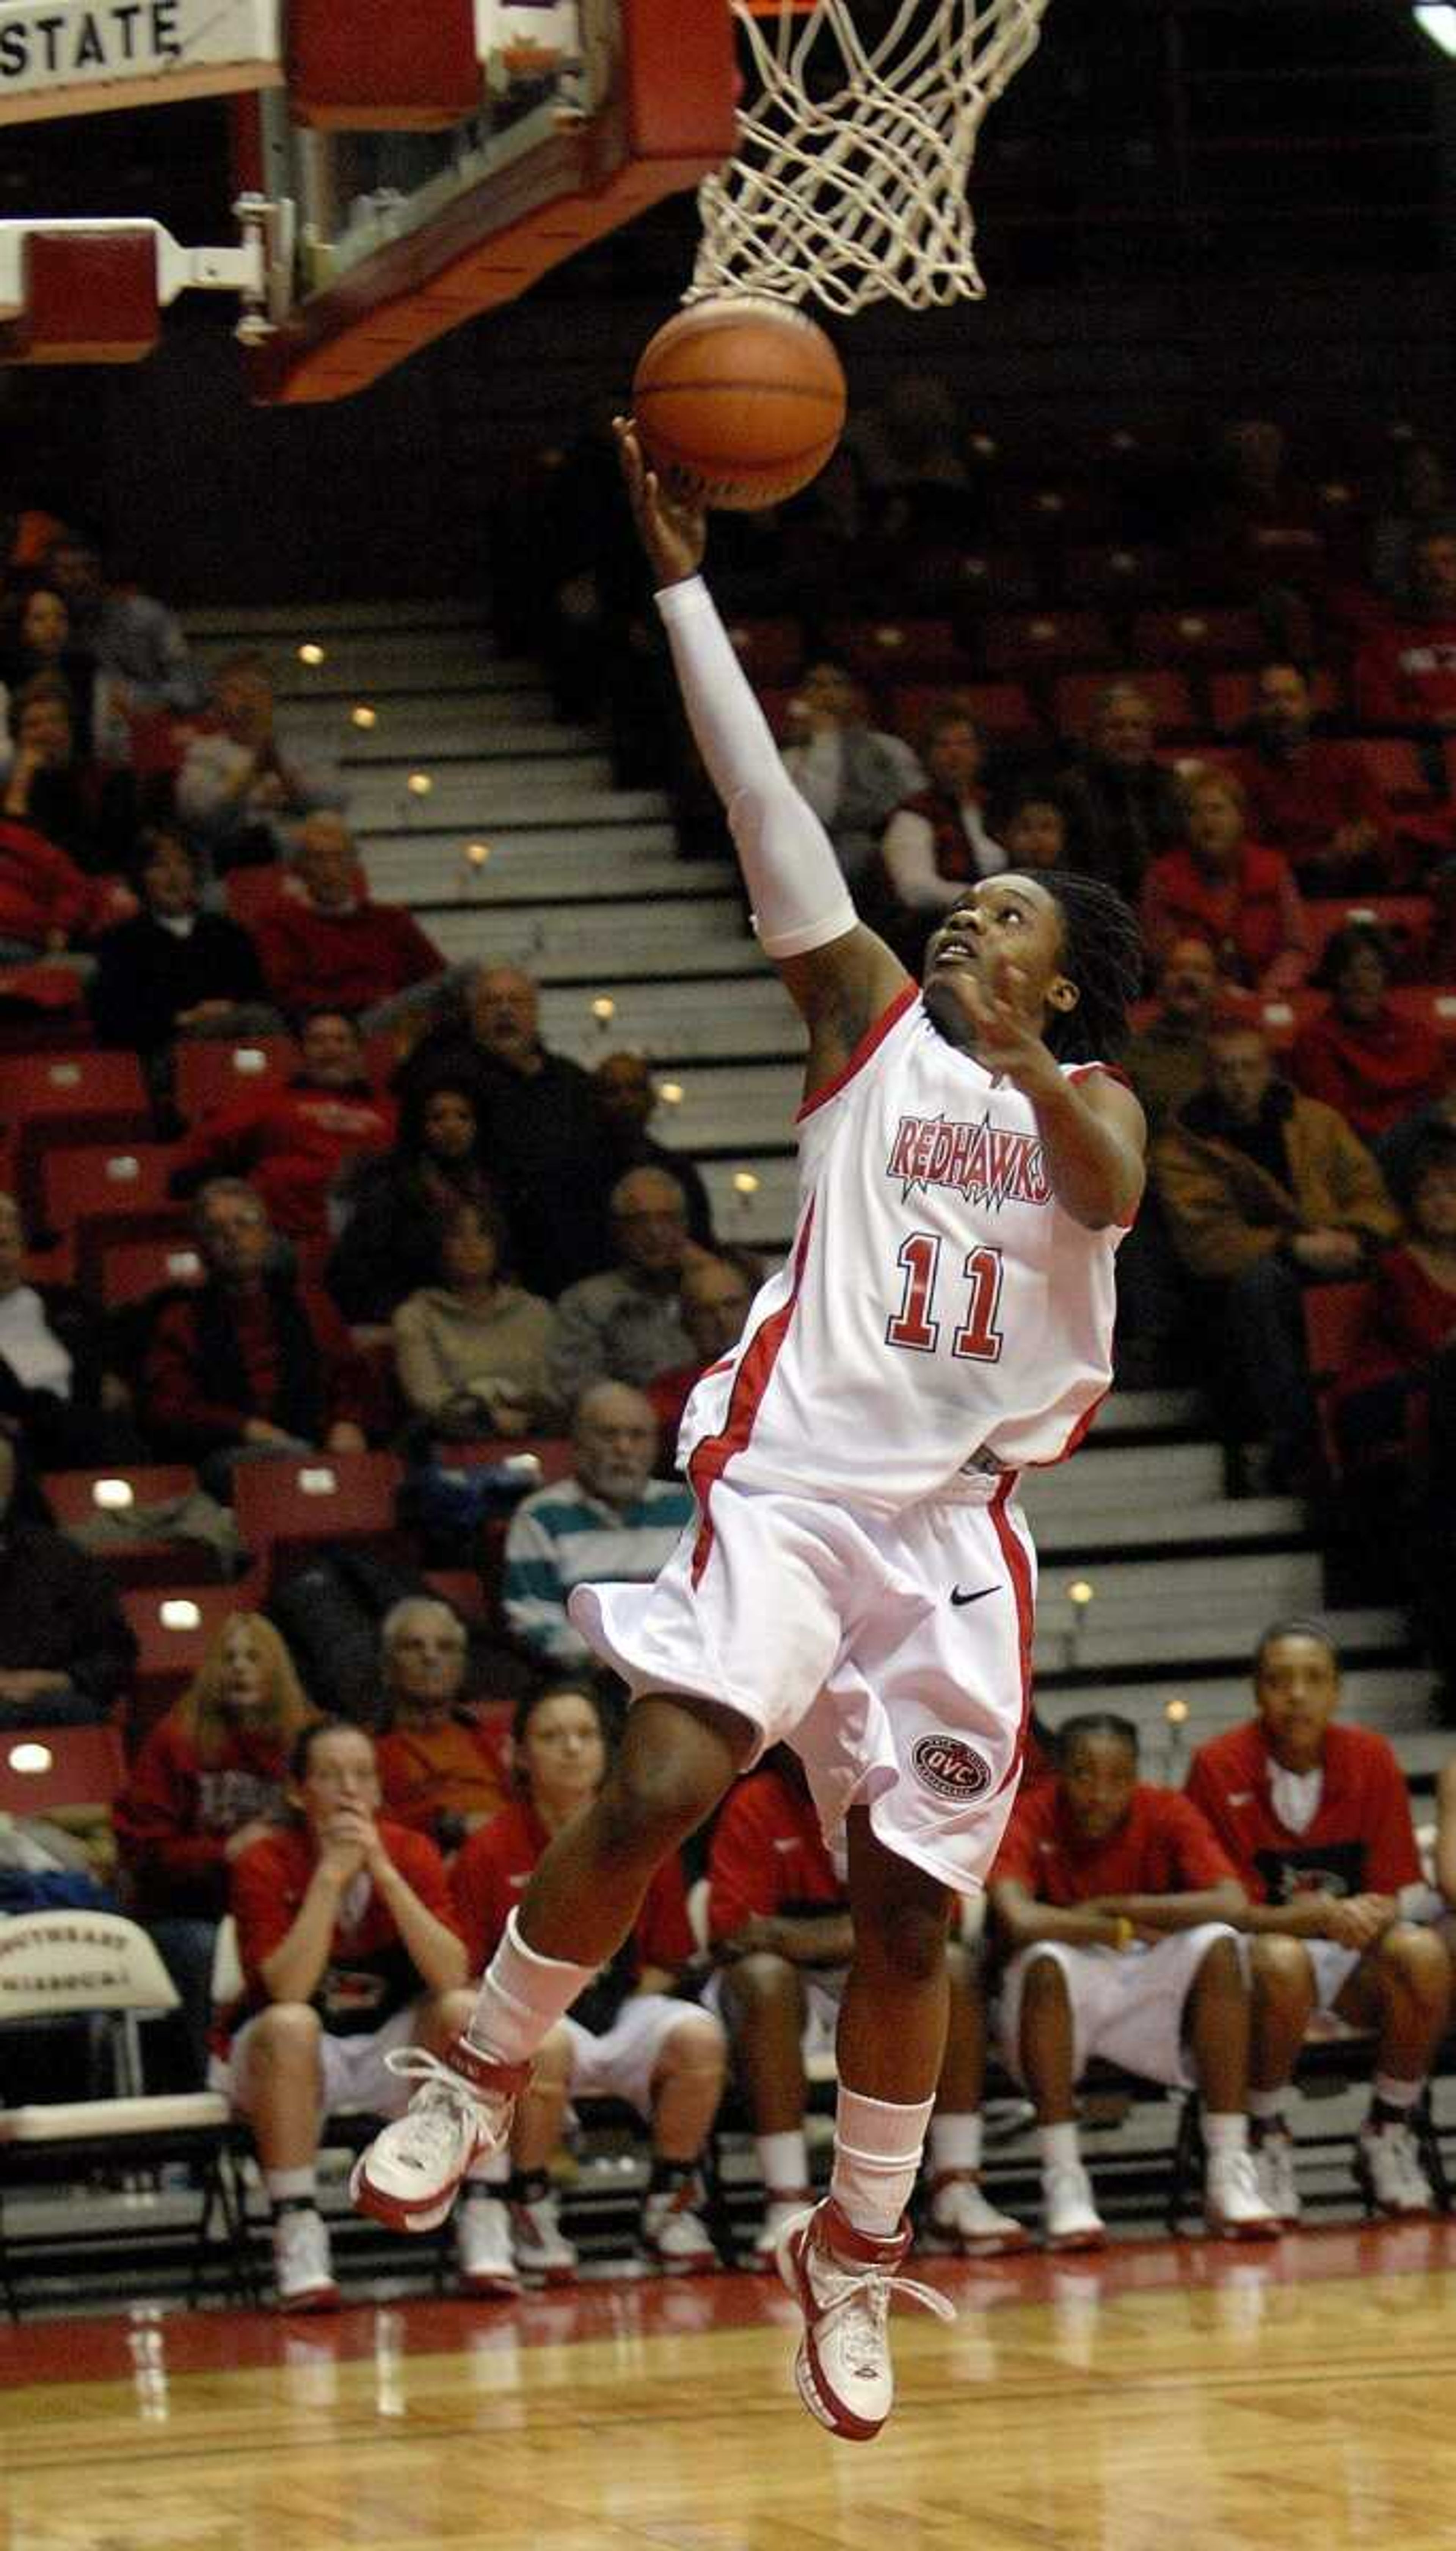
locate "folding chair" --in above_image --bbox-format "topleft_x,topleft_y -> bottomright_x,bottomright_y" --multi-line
0,1911 -> 255,2314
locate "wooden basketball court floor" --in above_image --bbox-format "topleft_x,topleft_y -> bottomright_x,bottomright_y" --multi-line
6,2223 -> 1456,2551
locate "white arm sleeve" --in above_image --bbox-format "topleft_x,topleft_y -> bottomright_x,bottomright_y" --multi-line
656,576 -> 857,961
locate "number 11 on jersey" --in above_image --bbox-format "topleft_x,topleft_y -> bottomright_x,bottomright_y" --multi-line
885,1233 -> 1005,1363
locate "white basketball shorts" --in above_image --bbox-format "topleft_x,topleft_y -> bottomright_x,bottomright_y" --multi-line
570,1475 -> 1036,1896
562,1993 -> 725,2119
998,1924 -> 1239,2091
223,1998 -> 421,2118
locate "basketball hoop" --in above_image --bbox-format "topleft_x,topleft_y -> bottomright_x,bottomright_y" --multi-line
690,0 -> 1049,316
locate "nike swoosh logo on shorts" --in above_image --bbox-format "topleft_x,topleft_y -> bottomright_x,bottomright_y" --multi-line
950,1584 -> 998,1606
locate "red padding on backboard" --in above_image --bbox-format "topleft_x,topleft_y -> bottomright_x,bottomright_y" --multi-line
289,0 -> 478,128
0,231 -> 158,366
626,0 -> 738,155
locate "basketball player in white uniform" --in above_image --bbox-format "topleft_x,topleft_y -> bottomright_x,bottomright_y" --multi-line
353,427 -> 1147,2441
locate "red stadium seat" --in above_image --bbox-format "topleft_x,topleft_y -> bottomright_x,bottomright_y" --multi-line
824,618 -> 975,686
1131,607 -> 1266,672
0,1721 -> 126,1813
980,610 -> 1117,681
174,1036 -> 299,1121
1051,669 -> 1196,740
888,681 -> 1045,746
1388,984 -> 1456,1053
724,617 -> 803,684
96,1228 -> 205,1312
1062,545 -> 1180,609
1302,895 -> 1436,976
0,1048 -> 152,1221
231,1451 -> 406,1589
40,1464 -> 222,1588
1302,1280 -> 1376,1476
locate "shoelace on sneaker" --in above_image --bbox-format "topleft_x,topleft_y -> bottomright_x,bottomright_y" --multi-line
379,2045 -> 487,2176
813,2256 -> 955,2381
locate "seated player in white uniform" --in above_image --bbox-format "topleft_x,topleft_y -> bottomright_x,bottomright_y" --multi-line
351,426 -> 1148,2444
704,1747 -> 1029,2262
989,1713 -> 1278,2249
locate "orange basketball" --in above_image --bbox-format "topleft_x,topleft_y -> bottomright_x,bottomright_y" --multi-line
632,295 -> 847,512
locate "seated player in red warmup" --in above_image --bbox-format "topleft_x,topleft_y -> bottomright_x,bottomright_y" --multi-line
705,1747 -> 1028,2265
450,1676 -> 727,2293
1184,1619 -> 1452,2226
1140,768 -> 1309,1005
1235,664 -> 1394,892
988,1712 -> 1276,2250
222,1718 -> 474,2312
1290,925 -> 1448,1150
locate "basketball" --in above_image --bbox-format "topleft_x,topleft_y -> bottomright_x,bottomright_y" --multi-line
631,295 -> 847,512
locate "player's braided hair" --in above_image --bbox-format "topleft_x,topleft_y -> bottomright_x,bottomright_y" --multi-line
1038,872 -> 1144,1064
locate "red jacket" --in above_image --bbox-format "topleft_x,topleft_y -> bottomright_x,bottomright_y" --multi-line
115,1713 -> 291,1915
1140,841 -> 1310,996
707,1765 -> 844,1941
253,898 -> 444,1022
1354,609 -> 1456,729
1289,1004 -> 1448,1141
229,1818 -> 461,2037
452,1796 -> 692,1978
991,1781 -> 1235,1904
0,817 -> 97,946
1233,741 -> 1393,878
1184,1720 -> 1420,1906
171,1077 -> 395,1238
141,1280 -> 372,1455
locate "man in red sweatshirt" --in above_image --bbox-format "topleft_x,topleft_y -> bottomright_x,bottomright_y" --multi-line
169,1008 -> 395,1241
1354,530 -> 1456,733
252,814 -> 446,1028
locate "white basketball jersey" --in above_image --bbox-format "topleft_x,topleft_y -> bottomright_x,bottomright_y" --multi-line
681,986 -> 1126,1514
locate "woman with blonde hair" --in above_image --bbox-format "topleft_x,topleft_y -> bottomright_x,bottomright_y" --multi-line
116,1612 -> 315,2082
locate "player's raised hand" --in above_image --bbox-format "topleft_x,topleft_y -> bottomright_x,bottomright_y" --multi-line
945,952 -> 1051,1086
615,416 -> 707,587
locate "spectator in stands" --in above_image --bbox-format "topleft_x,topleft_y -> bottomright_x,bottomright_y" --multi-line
170,1008 -> 394,1244
502,1381 -> 693,1668
1370,441 -> 1456,604
707,1748 -> 1027,2266
1122,936 -> 1225,1137
141,1177 -> 371,1482
781,662 -> 923,889
546,1166 -> 699,1411
1141,768 -> 1310,1002
998,788 -> 1072,876
0,582 -> 125,764
0,738 -> 97,959
1154,1023 -> 1399,1489
452,1674 -> 726,2287
1354,529 -> 1456,735
1235,664 -> 1393,891
374,1598 -> 507,1854
326,1077 -> 500,1324
0,1190 -> 141,1468
1057,681 -> 1186,905
224,1716 -> 475,2309
395,963 -> 615,1296
1290,924 -> 1448,1152
251,813 -> 447,1028
646,1247 -> 761,1453
176,652 -> 340,874
880,709 -> 1004,931
590,1050 -> 715,1250
42,529 -> 203,717
115,1613 -> 313,2082
0,670 -> 135,874
1333,1132 -> 1456,1687
990,1710 -> 1279,2250
0,1425 -> 135,1724
89,827 -> 278,1088
1185,1620 -> 1451,2222
392,1196 -> 559,1442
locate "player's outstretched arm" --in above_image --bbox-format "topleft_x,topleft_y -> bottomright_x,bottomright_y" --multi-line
617,421 -> 908,1099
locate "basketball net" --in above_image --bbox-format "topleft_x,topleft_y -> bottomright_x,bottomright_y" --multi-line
689,0 -> 1049,316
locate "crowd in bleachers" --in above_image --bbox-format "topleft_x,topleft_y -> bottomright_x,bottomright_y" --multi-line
1,399 -> 1455,2309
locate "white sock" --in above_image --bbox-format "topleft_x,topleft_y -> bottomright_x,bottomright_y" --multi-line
928,2111 -> 983,2176
756,2129 -> 808,2196
466,1907 -> 598,2067
1248,2089 -> 1287,2129
265,2166 -> 316,2209
1202,2112 -> 1249,2161
464,2148 -> 511,2193
830,2088 -> 934,2238
1039,2122 -> 1081,2174
1372,2073 -> 1423,2116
